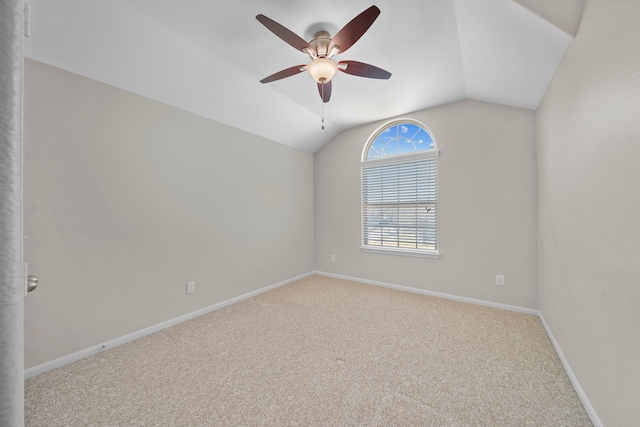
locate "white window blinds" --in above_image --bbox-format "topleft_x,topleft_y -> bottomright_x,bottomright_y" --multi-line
361,154 -> 438,253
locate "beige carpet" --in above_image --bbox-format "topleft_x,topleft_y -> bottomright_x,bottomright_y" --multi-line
25,275 -> 592,426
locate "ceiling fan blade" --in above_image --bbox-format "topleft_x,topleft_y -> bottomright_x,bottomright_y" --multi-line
256,14 -> 312,53
329,6 -> 380,55
260,65 -> 307,83
338,60 -> 391,79
317,80 -> 332,103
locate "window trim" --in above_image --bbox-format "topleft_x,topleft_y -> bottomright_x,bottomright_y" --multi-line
360,148 -> 438,167
360,119 -> 440,259
359,245 -> 441,259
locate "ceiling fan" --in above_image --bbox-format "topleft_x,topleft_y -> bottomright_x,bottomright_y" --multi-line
256,5 -> 391,103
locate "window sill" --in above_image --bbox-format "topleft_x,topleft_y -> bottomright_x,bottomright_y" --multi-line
359,246 -> 441,259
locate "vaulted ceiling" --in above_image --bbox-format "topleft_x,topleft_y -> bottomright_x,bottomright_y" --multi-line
23,0 -> 585,152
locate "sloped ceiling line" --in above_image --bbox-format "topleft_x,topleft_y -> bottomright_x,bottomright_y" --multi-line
511,0 -> 587,37
25,0 -> 576,153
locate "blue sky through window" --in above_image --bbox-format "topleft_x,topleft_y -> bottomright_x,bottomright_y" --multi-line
367,123 -> 435,159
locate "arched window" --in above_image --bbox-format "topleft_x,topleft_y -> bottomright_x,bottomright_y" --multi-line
361,120 -> 439,258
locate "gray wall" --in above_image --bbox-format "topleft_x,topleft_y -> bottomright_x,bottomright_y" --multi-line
536,0 -> 640,424
0,1 -> 24,424
23,59 -> 314,369
314,100 -> 538,309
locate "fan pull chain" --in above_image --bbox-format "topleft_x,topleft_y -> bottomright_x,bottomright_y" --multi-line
321,84 -> 325,130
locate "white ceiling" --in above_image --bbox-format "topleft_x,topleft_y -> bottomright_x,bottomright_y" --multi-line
23,0 -> 580,152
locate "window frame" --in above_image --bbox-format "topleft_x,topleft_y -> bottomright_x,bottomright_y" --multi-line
360,119 -> 440,259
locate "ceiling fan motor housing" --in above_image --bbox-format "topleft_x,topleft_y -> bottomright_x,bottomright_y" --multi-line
310,31 -> 333,58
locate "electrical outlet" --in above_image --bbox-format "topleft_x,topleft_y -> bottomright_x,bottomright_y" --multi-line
496,275 -> 505,286
331,254 -> 336,262
186,281 -> 195,294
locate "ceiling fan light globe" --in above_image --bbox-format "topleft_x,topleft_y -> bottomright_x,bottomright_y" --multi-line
308,58 -> 338,83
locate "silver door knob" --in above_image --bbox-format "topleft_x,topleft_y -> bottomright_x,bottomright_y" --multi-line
27,275 -> 38,293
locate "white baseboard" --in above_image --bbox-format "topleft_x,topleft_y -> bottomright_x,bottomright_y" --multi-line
24,272 -> 314,379
313,271 -> 539,315
538,313 -> 602,427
